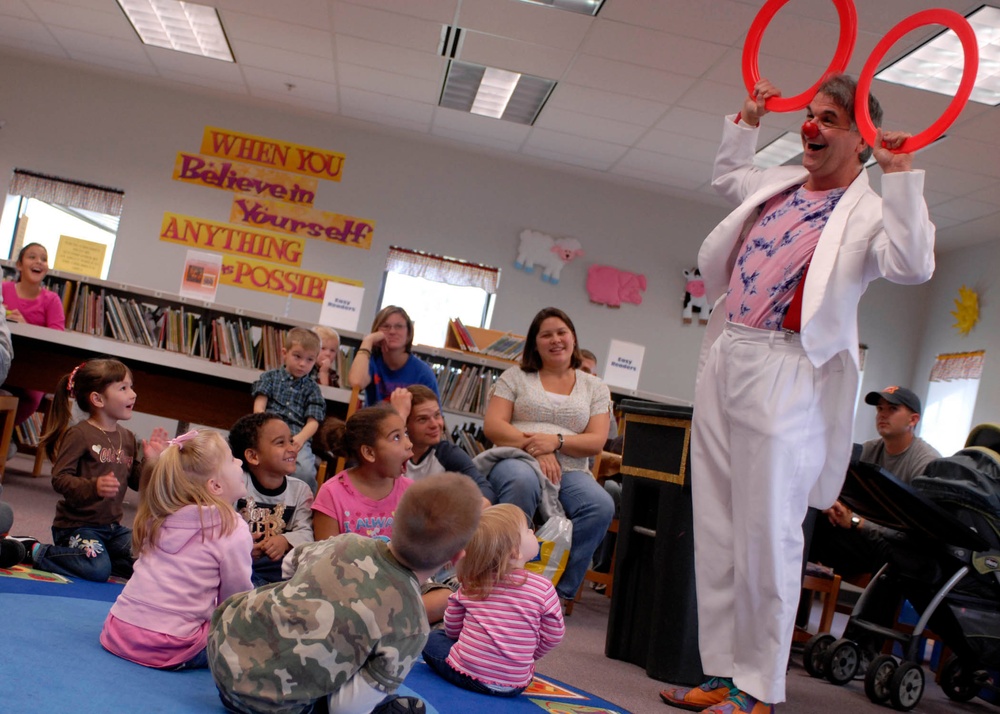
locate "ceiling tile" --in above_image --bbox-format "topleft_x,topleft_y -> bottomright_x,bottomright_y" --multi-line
235,42 -> 337,83
613,150 -> 709,191
47,26 -> 150,65
601,0 -> 757,45
224,12 -> 333,58
533,107 -> 646,145
431,107 -> 532,145
565,54 -> 695,103
655,107 -> 726,142
332,1 -> 442,53
243,66 -> 336,103
546,83 -> 669,127
636,129 -> 720,164
337,63 -> 438,104
580,21 -> 728,78
335,34 -> 446,82
215,0 -> 332,29
456,0 -> 591,51
338,0 -> 458,24
458,30 -> 574,79
339,86 -> 436,125
23,0 -> 132,37
931,197 -> 1000,222
523,128 -> 629,168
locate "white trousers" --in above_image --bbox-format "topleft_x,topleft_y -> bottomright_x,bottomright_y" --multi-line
691,322 -> 853,703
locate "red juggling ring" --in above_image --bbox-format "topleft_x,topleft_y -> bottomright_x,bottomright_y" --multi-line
742,0 -> 857,112
856,9 -> 980,154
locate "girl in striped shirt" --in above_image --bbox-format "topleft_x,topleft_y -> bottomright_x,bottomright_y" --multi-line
421,504 -> 565,696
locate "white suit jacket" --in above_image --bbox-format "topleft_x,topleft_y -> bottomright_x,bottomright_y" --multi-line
699,115 -> 935,372
696,115 -> 936,507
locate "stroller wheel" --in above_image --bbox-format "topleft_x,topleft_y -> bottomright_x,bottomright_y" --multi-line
863,654 -> 897,704
888,661 -> 924,711
823,638 -> 860,686
940,654 -> 980,702
802,633 -> 835,678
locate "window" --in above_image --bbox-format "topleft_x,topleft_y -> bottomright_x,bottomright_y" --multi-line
1,170 -> 124,279
920,350 -> 985,455
378,246 -> 499,348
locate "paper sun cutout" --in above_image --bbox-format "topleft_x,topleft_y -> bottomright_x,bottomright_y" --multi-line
951,285 -> 979,336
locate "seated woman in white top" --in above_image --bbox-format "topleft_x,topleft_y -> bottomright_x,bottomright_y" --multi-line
482,307 -> 614,602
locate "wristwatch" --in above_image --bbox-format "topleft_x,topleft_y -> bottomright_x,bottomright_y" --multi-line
850,515 -> 862,530
555,433 -> 564,451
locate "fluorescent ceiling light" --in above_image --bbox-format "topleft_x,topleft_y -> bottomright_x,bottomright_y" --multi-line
875,4 -> 1000,106
516,0 -> 605,16
755,132 -> 803,169
117,0 -> 233,62
472,67 -> 521,118
440,60 -> 556,125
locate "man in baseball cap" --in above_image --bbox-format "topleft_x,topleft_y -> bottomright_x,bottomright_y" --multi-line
808,385 -> 940,579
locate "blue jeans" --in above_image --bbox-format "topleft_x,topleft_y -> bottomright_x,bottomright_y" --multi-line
293,440 -> 317,494
487,459 -> 614,598
34,523 -> 134,582
422,630 -> 525,697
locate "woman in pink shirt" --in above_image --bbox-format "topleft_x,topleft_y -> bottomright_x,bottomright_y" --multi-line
3,242 -> 65,425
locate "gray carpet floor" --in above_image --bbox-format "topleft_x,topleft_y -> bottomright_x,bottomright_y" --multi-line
1,452 -> 992,713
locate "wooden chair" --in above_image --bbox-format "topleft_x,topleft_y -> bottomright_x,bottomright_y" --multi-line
31,394 -> 55,477
0,394 -> 20,485
567,450 -> 621,615
794,567 -> 843,643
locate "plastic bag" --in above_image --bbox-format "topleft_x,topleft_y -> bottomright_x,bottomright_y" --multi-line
525,515 -> 573,586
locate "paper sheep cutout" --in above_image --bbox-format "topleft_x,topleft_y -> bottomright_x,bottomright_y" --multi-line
514,229 -> 584,285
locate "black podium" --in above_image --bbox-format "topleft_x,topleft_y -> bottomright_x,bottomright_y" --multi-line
605,400 -> 704,686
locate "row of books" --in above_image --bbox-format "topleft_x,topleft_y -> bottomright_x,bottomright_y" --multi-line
449,317 -> 525,362
447,423 -> 490,459
435,363 -> 499,416
14,409 -> 45,447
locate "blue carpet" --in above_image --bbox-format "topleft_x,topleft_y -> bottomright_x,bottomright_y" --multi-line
2,571 -> 628,713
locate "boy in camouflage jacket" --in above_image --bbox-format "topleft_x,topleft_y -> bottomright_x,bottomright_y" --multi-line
208,473 -> 483,714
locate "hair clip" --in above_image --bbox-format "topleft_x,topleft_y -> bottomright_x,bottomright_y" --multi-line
67,361 -> 87,397
168,430 -> 199,450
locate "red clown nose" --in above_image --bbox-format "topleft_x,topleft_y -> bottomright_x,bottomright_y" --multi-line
801,120 -> 820,139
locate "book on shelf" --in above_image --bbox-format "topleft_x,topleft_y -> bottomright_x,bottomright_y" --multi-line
450,317 -> 478,352
480,332 -> 525,361
14,410 -> 45,447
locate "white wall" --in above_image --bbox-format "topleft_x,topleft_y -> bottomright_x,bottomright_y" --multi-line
913,241 -> 1000,434
0,52 -> 729,403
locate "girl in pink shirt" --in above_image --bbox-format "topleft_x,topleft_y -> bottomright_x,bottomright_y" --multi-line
422,504 -> 565,696
100,430 -> 253,669
3,242 -> 65,426
311,404 -> 413,541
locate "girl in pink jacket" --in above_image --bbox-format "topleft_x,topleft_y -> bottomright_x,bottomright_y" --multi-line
100,430 -> 252,669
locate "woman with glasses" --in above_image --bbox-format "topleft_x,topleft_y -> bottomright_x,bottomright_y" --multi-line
348,305 -> 440,406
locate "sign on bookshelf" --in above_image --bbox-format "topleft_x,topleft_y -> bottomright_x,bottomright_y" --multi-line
319,281 -> 364,331
603,339 -> 645,391
179,250 -> 221,301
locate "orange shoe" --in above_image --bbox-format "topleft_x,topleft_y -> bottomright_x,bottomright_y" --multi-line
701,690 -> 774,714
659,677 -> 734,711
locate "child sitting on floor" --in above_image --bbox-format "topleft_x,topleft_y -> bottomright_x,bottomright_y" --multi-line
228,412 -> 313,586
17,359 -> 168,581
100,430 -> 252,669
311,404 -> 413,541
208,472 -> 483,714
422,504 -> 565,697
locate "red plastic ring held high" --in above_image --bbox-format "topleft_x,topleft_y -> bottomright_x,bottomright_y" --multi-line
856,9 -> 980,155
742,0 -> 857,112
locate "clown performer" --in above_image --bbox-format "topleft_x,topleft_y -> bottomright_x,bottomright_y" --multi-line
659,75 -> 935,714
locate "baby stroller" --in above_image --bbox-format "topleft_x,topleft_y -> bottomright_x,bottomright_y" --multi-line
802,424 -> 1000,710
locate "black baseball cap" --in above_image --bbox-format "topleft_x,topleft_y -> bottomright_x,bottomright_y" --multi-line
864,386 -> 921,414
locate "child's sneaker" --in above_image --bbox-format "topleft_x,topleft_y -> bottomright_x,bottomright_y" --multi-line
373,696 -> 426,714
702,690 -> 774,714
7,536 -> 40,564
660,677 -> 735,711
0,537 -> 26,568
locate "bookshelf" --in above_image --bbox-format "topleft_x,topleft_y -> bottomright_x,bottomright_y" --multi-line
1,263 -> 684,428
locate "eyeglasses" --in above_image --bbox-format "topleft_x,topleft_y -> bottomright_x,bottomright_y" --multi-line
380,323 -> 408,332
